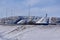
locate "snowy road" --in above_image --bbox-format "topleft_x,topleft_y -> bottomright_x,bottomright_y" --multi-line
0,25 -> 60,40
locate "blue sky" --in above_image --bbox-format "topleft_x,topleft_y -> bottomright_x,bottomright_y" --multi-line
0,0 -> 60,18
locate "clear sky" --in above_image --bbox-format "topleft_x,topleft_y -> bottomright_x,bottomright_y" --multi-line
0,0 -> 60,18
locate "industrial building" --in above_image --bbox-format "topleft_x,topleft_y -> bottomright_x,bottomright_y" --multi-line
0,15 -> 60,25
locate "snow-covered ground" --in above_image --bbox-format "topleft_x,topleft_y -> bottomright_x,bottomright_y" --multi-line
0,25 -> 60,40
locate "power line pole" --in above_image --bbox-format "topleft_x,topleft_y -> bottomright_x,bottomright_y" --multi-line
11,8 -> 13,16
6,8 -> 7,18
28,5 -> 31,17
46,13 -> 47,17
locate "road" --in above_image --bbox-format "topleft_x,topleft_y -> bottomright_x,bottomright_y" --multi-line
0,25 -> 60,40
